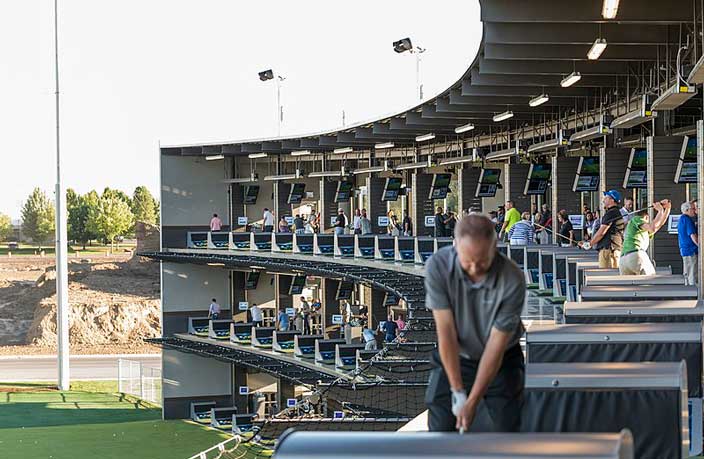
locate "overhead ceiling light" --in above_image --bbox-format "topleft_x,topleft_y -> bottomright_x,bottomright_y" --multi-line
375,142 -> 395,149
602,0 -> 619,19
587,38 -> 608,60
291,150 -> 310,156
415,133 -> 435,142
529,94 -> 549,107
561,71 -> 582,88
205,154 -> 224,161
492,111 -> 514,122
454,122 -> 475,134
333,147 -> 353,154
248,152 -> 268,159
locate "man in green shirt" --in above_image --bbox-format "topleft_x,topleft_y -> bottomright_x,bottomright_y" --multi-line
499,201 -> 521,241
619,199 -> 671,275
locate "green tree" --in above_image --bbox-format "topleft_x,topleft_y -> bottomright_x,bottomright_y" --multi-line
67,189 -> 100,249
102,187 -> 132,208
88,194 -> 134,250
21,188 -> 55,250
0,213 -> 11,242
131,186 -> 157,225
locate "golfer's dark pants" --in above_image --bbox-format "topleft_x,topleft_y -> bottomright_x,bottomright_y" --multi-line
425,344 -> 524,432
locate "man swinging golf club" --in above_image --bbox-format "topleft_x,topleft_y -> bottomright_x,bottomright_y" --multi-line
425,214 -> 525,432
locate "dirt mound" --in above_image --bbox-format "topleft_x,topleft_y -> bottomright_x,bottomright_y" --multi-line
0,254 -> 161,347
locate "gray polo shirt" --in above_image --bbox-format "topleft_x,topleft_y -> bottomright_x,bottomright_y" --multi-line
425,246 -> 525,360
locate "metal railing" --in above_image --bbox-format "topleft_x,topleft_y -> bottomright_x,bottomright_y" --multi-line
117,358 -> 162,406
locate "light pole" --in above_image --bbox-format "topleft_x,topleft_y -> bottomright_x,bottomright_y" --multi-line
54,0 -> 70,391
393,37 -> 427,101
259,69 -> 286,136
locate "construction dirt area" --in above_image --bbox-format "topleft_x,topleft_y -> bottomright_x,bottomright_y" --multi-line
0,253 -> 161,355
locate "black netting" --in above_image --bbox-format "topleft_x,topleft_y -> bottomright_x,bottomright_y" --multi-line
142,250 -> 433,458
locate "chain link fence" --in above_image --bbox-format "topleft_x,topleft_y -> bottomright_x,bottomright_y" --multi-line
118,358 -> 162,406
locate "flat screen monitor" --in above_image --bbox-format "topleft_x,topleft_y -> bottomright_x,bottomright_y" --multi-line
629,148 -> 647,170
475,183 -> 498,198
287,183 -> 306,204
577,157 -> 600,176
336,281 -> 354,300
623,169 -> 647,189
288,275 -> 306,295
429,173 -> 452,200
573,175 -> 600,192
528,163 -> 551,180
384,293 -> 399,307
335,181 -> 353,202
243,185 -> 260,205
524,178 -> 549,195
479,168 -> 501,184
245,271 -> 260,290
681,136 -> 697,161
382,177 -> 403,202
675,160 -> 697,183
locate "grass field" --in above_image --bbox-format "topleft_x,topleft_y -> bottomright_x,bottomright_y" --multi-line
0,242 -> 136,256
0,381 -> 231,459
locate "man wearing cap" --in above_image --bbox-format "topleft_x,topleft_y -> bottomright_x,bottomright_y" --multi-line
587,190 -> 626,268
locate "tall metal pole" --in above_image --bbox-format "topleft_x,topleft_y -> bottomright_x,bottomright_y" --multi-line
54,0 -> 70,390
276,77 -> 282,137
415,52 -> 422,100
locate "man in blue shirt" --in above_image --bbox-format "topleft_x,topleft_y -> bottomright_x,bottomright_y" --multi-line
678,201 -> 699,285
277,309 -> 290,332
381,315 -> 399,343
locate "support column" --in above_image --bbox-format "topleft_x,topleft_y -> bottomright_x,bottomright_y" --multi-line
276,275 -> 294,320
648,136 -> 687,273
233,365 -> 249,413
412,173 -> 434,236
274,182 -> 292,223
322,278 -> 340,337
370,288 -> 387,329
232,271 -> 247,321
231,184 -> 246,231
505,163 -> 531,213
458,165 -> 482,213
555,156 -> 583,241
697,120 -> 704,294
366,176 -> 386,233
276,379 -> 295,414
320,179 -> 338,232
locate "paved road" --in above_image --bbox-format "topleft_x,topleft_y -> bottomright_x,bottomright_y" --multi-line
0,354 -> 161,382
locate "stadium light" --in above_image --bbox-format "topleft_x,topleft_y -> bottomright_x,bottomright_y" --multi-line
393,37 -> 426,100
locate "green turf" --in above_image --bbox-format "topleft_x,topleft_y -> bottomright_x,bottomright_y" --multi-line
0,386 -> 230,459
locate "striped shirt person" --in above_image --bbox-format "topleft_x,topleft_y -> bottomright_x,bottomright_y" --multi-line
507,212 -> 534,246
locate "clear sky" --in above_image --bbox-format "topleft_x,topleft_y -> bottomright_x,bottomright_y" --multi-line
0,1 -> 481,220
